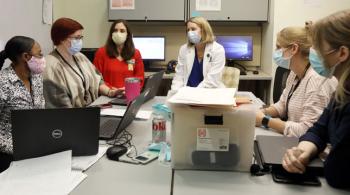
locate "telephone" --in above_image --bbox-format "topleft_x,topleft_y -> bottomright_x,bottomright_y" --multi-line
166,60 -> 177,74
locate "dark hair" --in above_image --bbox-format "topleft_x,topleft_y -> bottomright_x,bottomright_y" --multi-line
51,17 -> 84,46
105,19 -> 135,61
0,36 -> 35,70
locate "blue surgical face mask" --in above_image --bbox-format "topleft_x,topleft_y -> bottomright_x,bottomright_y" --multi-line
187,31 -> 201,44
273,49 -> 292,69
69,39 -> 83,55
309,48 -> 338,78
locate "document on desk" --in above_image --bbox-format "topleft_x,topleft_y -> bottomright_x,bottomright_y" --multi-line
72,145 -> 109,171
0,150 -> 87,195
101,108 -> 152,119
168,87 -> 237,107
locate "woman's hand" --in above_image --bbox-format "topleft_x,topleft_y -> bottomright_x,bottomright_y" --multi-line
255,110 -> 265,127
107,88 -> 125,97
282,146 -> 311,174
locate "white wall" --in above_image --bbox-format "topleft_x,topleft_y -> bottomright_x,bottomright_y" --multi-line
0,0 -> 52,68
262,0 -> 350,103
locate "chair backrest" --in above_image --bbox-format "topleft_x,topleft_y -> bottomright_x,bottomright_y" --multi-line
273,66 -> 290,103
222,66 -> 240,88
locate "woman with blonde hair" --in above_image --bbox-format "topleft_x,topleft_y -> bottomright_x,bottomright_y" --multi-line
256,26 -> 337,137
282,9 -> 350,188
171,17 -> 225,91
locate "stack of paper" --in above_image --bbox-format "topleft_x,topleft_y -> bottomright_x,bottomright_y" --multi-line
0,151 -> 86,195
167,87 -> 237,107
101,108 -> 152,120
72,145 -> 109,171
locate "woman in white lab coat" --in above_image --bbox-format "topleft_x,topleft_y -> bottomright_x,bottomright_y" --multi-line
171,17 -> 226,91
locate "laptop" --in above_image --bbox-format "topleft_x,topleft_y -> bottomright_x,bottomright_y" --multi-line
99,89 -> 150,140
11,107 -> 100,161
255,135 -> 324,173
110,70 -> 164,105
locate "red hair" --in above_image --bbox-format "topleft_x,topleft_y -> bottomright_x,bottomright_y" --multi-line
51,18 -> 84,46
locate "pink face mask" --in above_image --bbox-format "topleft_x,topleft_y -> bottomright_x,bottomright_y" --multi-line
27,56 -> 46,74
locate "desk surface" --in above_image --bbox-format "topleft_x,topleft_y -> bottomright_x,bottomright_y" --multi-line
71,97 -> 172,195
72,96 -> 348,195
173,127 -> 349,195
145,71 -> 272,80
173,170 -> 349,195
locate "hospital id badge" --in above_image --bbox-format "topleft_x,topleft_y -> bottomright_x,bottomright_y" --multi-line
128,64 -> 134,71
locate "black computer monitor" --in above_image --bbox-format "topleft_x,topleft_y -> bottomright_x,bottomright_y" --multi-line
81,48 -> 98,63
216,36 -> 253,61
133,36 -> 165,61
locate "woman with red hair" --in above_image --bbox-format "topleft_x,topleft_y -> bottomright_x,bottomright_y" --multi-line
43,18 -> 119,108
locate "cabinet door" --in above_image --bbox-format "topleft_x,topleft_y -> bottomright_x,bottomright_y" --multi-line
109,0 -> 185,21
188,0 -> 269,22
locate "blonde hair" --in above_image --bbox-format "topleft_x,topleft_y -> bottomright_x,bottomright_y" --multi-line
186,17 -> 215,45
312,9 -> 350,106
277,26 -> 312,58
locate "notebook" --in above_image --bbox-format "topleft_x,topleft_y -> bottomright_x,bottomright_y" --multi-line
11,107 -> 100,161
255,135 -> 324,174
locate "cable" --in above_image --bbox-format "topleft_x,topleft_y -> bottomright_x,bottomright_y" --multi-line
106,130 -> 138,157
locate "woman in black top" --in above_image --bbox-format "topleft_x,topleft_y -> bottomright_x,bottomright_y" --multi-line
282,10 -> 350,188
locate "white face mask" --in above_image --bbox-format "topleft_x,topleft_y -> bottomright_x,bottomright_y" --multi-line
112,32 -> 127,45
187,30 -> 201,44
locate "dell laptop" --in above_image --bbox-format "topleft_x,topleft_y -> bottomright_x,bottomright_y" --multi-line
11,107 -> 100,161
110,70 -> 164,105
99,89 -> 150,140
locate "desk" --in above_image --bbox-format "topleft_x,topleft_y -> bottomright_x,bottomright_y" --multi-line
145,71 -> 272,103
71,97 -> 172,195
173,127 -> 349,195
173,170 -> 349,195
72,96 -> 349,195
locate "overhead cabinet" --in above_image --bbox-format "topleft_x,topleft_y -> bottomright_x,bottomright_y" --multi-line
188,0 -> 269,22
108,0 -> 269,22
108,0 -> 186,21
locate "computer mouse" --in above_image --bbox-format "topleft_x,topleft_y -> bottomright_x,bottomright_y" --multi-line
106,145 -> 128,161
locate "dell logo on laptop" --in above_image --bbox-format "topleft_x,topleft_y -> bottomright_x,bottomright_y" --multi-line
52,129 -> 63,139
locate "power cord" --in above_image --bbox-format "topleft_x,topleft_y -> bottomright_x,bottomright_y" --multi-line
106,130 -> 138,157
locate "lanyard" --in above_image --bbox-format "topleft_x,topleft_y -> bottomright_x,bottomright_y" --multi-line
55,49 -> 89,101
285,63 -> 310,120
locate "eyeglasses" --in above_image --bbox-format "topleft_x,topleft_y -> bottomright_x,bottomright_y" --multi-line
69,35 -> 84,40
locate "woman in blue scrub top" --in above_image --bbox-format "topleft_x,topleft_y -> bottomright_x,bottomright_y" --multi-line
171,17 -> 226,91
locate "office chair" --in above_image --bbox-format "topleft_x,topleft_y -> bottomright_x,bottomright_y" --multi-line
80,48 -> 98,63
222,66 -> 240,88
273,66 -> 290,103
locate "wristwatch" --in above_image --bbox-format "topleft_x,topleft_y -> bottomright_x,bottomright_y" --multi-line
262,115 -> 271,129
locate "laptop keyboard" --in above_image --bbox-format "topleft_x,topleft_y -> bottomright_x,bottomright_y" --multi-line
100,118 -> 120,138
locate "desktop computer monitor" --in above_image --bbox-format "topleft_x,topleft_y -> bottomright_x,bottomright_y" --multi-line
216,36 -> 253,61
132,36 -> 165,61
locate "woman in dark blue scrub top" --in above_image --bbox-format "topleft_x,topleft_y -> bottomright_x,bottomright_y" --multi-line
171,16 -> 226,91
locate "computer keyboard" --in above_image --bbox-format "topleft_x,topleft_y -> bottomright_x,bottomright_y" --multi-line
100,119 -> 119,137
